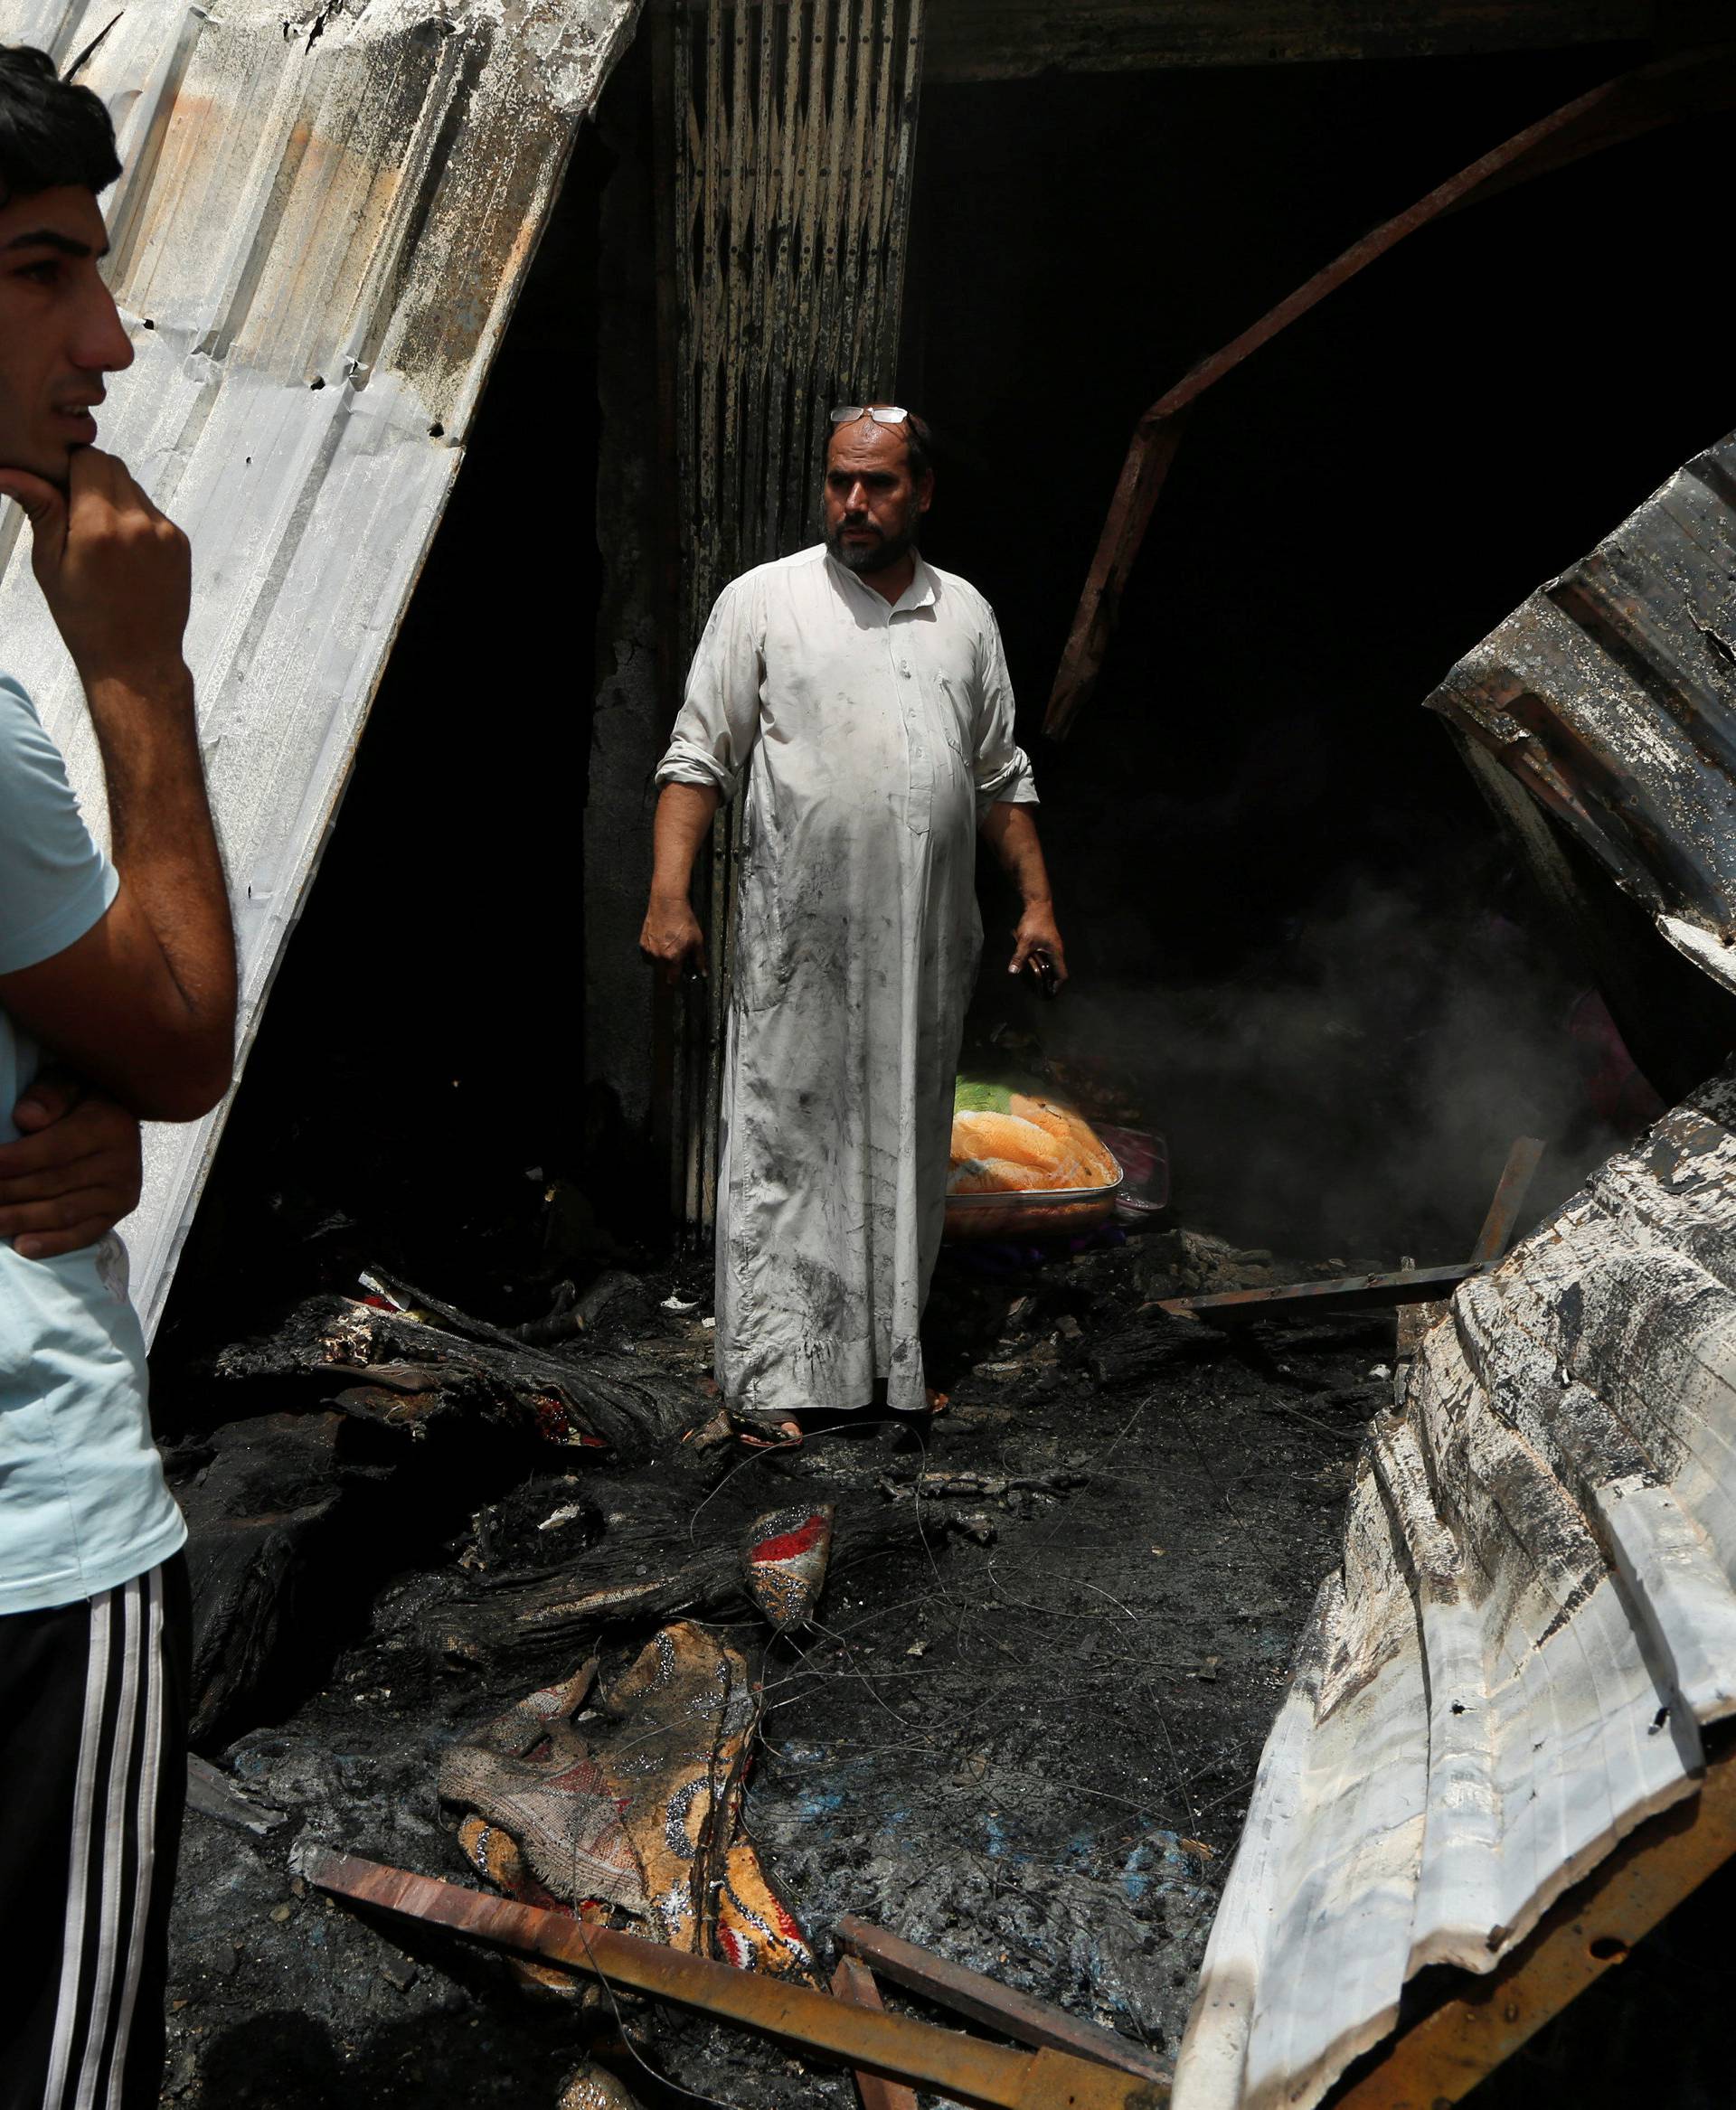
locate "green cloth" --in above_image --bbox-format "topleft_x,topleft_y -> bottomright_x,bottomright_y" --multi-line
953,1077 -> 1012,1115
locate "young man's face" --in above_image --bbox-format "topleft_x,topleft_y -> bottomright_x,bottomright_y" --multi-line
823,417 -> 932,575
0,184 -> 132,485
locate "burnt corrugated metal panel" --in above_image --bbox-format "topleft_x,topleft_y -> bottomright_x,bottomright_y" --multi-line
0,0 -> 641,1334
1427,429 -> 1736,995
1175,1073 -> 1736,2109
1175,436 -> 1736,2107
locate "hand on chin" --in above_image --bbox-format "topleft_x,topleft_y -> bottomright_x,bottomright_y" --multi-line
0,440 -> 73,493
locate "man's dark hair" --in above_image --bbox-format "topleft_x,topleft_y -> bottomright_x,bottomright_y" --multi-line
824,405 -> 934,483
0,45 -> 121,210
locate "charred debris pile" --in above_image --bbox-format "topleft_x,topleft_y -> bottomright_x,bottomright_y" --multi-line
149,1156 -> 1421,2110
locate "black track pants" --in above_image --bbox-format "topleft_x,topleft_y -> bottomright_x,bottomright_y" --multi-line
1,1556 -> 191,2110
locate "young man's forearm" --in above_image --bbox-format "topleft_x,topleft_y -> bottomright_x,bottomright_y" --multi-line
88,666 -> 235,1044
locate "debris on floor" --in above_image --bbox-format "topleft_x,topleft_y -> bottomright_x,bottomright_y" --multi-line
155,1210 -> 1382,2106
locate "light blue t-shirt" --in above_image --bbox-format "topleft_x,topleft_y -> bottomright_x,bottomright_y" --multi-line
0,673 -> 184,1613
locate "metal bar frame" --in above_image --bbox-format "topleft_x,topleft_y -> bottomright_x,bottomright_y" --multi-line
656,0 -> 929,1240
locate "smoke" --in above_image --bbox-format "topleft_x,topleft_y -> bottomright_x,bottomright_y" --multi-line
981,873 -> 1646,1265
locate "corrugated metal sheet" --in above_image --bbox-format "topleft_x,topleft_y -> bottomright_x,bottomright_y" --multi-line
1175,1073 -> 1736,2108
1175,436 -> 1736,2107
0,0 -> 641,1335
1428,429 -> 1736,998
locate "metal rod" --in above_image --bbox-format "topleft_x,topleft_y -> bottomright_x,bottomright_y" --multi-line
1469,1136 -> 1546,1267
836,1916 -> 1172,2088
830,1954 -> 921,2110
303,1849 -> 1156,2110
1044,44 -> 1736,742
1153,1264 -> 1482,1323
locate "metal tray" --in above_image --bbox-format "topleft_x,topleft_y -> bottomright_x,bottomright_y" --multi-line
942,1161 -> 1124,1242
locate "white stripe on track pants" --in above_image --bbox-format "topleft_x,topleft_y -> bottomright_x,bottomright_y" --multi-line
2,1557 -> 191,2110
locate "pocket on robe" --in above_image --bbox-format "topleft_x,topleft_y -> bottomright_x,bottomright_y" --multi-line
731,856 -> 790,1013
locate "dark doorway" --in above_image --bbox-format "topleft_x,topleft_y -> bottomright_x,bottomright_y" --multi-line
904,42 -> 1729,1262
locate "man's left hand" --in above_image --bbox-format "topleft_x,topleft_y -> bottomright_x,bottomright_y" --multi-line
0,1070 -> 144,1259
1009,906 -> 1069,987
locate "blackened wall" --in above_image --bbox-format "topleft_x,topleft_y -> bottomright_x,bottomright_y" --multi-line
157,128 -> 612,1352
584,37 -> 665,1155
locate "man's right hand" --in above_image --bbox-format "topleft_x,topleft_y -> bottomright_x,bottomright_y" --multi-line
639,897 -> 707,986
0,446 -> 236,1124
0,447 -> 191,690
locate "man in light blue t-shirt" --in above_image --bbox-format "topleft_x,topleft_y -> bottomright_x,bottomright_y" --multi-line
1,46 -> 237,2110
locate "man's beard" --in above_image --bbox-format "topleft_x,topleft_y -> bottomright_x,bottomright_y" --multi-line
825,515 -> 917,575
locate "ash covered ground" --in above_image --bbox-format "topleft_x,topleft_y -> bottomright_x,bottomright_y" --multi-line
153,1223 -> 1384,2108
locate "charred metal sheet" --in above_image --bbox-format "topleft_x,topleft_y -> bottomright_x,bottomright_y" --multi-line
0,0 -> 641,1334
1174,1069 -> 1736,2110
1427,429 -> 1736,997
1044,45 -> 1736,742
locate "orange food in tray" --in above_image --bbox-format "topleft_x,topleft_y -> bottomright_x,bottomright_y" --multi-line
948,1081 -> 1118,1195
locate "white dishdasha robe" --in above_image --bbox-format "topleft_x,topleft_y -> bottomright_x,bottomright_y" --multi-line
656,544 -> 1037,1418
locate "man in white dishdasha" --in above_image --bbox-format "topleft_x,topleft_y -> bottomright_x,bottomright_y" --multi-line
640,405 -> 1067,1447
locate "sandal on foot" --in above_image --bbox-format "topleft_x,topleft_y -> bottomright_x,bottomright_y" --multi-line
727,1408 -> 805,1451
684,1408 -> 803,1452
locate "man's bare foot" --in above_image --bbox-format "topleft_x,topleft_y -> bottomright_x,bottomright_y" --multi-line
926,1388 -> 949,1416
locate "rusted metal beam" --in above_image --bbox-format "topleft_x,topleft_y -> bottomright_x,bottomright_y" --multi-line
917,1 -> 1654,84
1043,42 -> 1736,743
836,1915 -> 1171,2089
303,1848 -> 1162,2110
830,1955 -> 922,2110
1469,1136 -> 1546,1266
1153,1262 -> 1479,1323
1327,1735 -> 1736,2108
